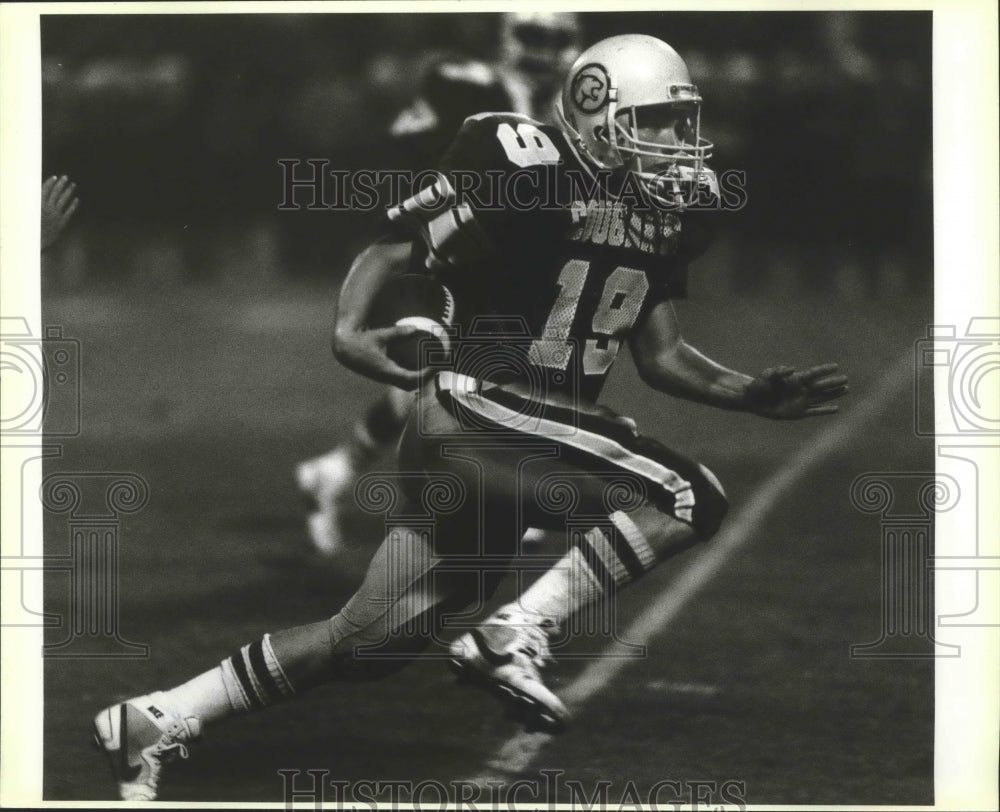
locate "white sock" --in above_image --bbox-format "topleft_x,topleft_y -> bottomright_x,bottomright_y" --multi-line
162,667 -> 235,725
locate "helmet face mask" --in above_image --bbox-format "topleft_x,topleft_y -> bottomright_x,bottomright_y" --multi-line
613,99 -> 712,207
556,35 -> 715,209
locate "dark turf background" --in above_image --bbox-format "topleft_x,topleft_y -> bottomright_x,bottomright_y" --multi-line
42,286 -> 933,805
37,9 -> 934,806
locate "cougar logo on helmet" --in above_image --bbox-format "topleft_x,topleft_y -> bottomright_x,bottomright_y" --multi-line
572,64 -> 610,113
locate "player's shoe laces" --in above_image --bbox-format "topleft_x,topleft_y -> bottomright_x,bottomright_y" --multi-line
92,691 -> 201,801
295,447 -> 356,556
450,605 -> 569,731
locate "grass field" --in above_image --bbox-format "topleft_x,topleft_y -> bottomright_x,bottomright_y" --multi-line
41,279 -> 934,805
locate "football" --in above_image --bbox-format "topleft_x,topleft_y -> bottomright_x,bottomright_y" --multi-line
366,273 -> 455,371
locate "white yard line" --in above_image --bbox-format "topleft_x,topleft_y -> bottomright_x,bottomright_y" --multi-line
469,353 -> 915,781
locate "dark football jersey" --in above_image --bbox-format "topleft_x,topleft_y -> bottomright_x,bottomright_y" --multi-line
386,112 -> 715,402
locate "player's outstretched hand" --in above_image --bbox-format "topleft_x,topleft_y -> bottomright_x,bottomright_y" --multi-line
41,175 -> 80,252
333,324 -> 426,390
745,363 -> 848,420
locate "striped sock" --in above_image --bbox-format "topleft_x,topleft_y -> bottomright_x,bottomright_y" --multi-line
516,511 -> 658,627
164,634 -> 295,726
219,633 -> 296,713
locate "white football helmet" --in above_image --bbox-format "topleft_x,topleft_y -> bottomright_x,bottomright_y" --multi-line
556,34 -> 714,207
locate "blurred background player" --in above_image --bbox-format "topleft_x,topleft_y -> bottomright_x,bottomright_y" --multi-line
498,11 -> 582,124
389,54 -> 513,168
296,14 -> 582,555
41,174 -> 80,253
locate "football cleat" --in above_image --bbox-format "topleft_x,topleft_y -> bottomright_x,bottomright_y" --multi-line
450,605 -> 569,731
92,692 -> 201,801
295,448 -> 357,556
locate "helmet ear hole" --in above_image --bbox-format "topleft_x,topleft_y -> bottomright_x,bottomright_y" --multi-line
593,125 -> 608,144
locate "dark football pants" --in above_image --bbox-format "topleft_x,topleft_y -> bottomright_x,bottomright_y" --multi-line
319,373 -> 728,681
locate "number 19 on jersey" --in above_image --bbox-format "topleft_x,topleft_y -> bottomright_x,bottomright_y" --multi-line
528,259 -> 650,376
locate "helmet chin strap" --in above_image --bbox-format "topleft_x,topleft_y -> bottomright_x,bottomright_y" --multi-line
555,88 -> 627,174
603,83 -> 623,168
554,99 -> 602,182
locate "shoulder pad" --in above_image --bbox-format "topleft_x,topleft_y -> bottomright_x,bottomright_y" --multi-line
441,112 -> 566,173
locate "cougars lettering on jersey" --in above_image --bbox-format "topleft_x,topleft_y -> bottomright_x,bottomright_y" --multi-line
565,199 -> 684,256
386,112 -> 712,402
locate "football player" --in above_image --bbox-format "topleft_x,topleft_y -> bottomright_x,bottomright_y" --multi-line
498,11 -> 583,124
41,174 -> 80,252
94,35 -> 848,800
296,54 -> 517,555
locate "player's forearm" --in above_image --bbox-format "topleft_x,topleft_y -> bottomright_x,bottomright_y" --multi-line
331,240 -> 422,389
332,240 -> 409,352
638,341 -> 754,411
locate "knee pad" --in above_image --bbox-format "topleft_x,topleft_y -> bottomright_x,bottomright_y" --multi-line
627,435 -> 727,541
